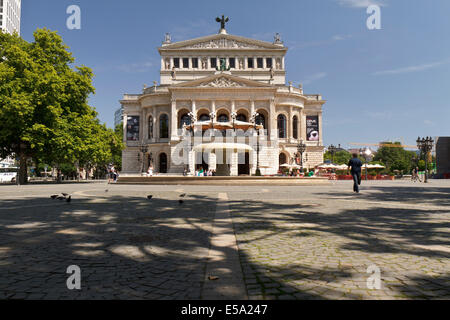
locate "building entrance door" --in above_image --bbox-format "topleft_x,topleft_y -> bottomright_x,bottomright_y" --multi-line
159,153 -> 167,173
216,150 -> 230,176
238,152 -> 250,175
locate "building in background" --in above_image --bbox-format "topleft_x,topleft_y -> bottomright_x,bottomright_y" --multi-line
0,0 -> 21,35
114,107 -> 123,127
436,137 -> 450,178
120,19 -> 326,175
0,156 -> 15,168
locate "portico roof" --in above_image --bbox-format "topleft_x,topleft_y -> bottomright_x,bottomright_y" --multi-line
159,33 -> 287,52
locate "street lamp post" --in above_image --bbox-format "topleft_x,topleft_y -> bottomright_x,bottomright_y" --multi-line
139,142 -> 148,174
360,147 -> 372,181
417,136 -> 434,183
328,144 -> 337,164
297,139 -> 307,172
251,112 -> 261,176
187,112 -> 196,174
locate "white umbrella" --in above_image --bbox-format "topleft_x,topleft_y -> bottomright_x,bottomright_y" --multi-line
366,164 -> 385,169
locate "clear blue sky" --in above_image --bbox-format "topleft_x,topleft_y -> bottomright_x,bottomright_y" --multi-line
20,0 -> 450,148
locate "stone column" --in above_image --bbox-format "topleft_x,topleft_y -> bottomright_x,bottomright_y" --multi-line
188,56 -> 192,69
300,110 -> 307,141
231,152 -> 238,176
207,57 -> 211,69
171,99 -> 178,140
170,57 -> 174,69
161,57 -> 164,70
211,100 -> 216,115
282,56 -> 285,70
250,100 -> 255,117
122,112 -> 128,143
244,56 -> 248,69
253,57 -> 257,69
263,57 -> 267,69
143,108 -> 148,142
231,100 -> 235,113
289,106 -> 293,141
269,99 -> 276,141
152,108 -> 156,143
319,111 -> 323,146
191,100 -> 196,115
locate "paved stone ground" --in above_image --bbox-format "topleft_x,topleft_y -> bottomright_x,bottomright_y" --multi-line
0,180 -> 448,299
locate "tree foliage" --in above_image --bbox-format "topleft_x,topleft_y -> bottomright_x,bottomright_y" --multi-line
0,29 -> 123,183
373,142 -> 416,174
324,150 -> 352,164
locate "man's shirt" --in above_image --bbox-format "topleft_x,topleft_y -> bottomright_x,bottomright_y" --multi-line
348,158 -> 363,174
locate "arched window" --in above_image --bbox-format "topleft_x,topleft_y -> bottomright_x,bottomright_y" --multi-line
293,116 -> 298,139
236,114 -> 247,122
217,114 -> 229,123
199,114 -> 210,122
159,153 -> 168,173
159,114 -> 169,139
148,116 -> 153,139
277,114 -> 286,138
179,113 -> 191,128
256,114 -> 266,128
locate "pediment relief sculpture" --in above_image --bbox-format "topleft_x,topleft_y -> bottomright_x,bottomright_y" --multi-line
200,77 -> 245,88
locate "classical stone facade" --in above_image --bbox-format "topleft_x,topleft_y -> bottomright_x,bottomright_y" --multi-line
120,24 -> 326,176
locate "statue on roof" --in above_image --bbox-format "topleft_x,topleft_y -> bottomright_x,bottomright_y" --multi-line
216,15 -> 229,33
274,33 -> 283,45
216,58 -> 231,72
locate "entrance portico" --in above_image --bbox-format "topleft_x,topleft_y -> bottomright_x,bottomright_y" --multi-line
191,142 -> 253,176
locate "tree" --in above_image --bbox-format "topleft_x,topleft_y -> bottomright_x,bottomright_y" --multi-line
112,123 -> 124,171
324,150 -> 352,164
0,28 -> 118,183
373,142 -> 416,174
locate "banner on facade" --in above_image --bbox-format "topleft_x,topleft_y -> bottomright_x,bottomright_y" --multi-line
306,116 -> 319,141
126,116 -> 140,141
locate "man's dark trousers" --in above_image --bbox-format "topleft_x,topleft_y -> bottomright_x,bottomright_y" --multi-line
352,172 -> 361,193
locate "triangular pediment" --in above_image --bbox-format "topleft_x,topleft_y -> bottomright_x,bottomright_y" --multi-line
170,73 -> 275,89
160,33 -> 286,51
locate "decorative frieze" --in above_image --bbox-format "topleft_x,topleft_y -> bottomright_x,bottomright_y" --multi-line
200,77 -> 245,88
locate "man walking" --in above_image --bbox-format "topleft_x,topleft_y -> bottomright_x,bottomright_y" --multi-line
348,153 -> 363,193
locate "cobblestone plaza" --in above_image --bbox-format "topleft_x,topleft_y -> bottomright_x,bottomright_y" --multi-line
0,180 -> 449,300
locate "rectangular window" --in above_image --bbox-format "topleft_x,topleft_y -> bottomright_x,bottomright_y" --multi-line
229,58 -> 235,69
182,58 -> 189,68
173,58 -> 180,68
192,58 -> 198,68
257,58 -> 263,68
247,58 -> 254,68
266,58 -> 273,68
210,58 -> 217,69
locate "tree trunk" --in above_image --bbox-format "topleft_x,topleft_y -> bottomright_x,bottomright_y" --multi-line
18,149 -> 28,185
